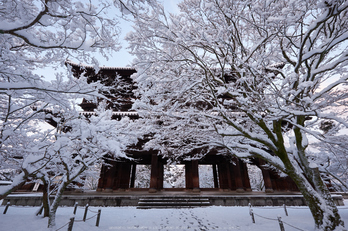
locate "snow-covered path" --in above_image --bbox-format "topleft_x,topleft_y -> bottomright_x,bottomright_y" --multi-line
0,201 -> 347,230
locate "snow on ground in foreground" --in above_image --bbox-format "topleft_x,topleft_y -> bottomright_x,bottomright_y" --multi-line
0,200 -> 347,231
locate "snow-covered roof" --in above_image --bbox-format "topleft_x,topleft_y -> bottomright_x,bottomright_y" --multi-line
0,181 -> 12,185
79,111 -> 138,116
65,59 -> 136,71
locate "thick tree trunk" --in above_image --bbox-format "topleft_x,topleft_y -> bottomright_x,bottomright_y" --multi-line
273,119 -> 345,230
287,166 -> 344,230
47,182 -> 69,228
42,180 -> 50,218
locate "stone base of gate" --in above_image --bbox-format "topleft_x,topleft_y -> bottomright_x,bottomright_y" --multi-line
2,191 -> 345,207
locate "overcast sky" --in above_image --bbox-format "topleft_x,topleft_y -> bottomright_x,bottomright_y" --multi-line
35,0 -> 181,80
94,0 -> 181,67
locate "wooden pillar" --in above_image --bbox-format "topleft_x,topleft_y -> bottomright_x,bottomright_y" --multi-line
150,153 -> 159,192
287,176 -> 299,191
97,164 -> 106,191
274,175 -> 286,191
232,158 -> 244,193
218,163 -> 230,190
192,160 -> 199,191
239,160 -> 252,192
104,162 -> 117,192
228,163 -> 237,190
259,160 -> 274,193
130,164 -> 136,188
185,162 -> 193,189
119,163 -> 131,190
158,161 -> 164,189
113,162 -> 121,190
212,164 -> 219,188
185,160 -> 200,191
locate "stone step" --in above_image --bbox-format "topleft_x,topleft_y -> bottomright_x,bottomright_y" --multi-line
138,201 -> 210,206
137,197 -> 211,209
139,198 -> 209,202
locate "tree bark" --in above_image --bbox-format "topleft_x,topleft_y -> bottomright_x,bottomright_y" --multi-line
273,119 -> 344,230
41,179 -> 50,218
285,159 -> 344,230
47,181 -> 69,228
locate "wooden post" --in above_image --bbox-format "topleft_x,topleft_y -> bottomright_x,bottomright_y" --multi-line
3,202 -> 10,214
283,204 -> 288,216
67,217 -> 75,231
96,209 -> 101,227
250,209 -> 255,223
83,204 -> 89,222
278,216 -> 285,231
36,204 -> 43,216
73,202 -> 78,215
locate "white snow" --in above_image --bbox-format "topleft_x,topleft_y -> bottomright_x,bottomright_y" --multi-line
0,200 -> 347,230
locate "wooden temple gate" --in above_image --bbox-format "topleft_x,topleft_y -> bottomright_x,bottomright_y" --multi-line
95,153 -> 298,193
67,60 -> 299,193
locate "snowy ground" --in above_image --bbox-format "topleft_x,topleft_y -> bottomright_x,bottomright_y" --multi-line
0,200 -> 347,231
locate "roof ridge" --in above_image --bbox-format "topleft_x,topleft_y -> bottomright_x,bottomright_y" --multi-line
65,59 -> 136,71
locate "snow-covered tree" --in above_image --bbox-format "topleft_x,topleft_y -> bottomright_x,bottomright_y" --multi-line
39,107 -> 135,227
127,0 -> 348,230
0,1 -> 140,228
0,0 -> 121,198
310,126 -> 348,191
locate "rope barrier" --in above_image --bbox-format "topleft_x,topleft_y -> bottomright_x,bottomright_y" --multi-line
282,221 -> 306,231
249,204 -> 307,231
55,221 -> 70,231
75,213 -> 98,222
255,207 -> 280,209
253,211 -> 306,230
85,213 -> 98,221
88,208 -> 99,213
253,212 -> 278,221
